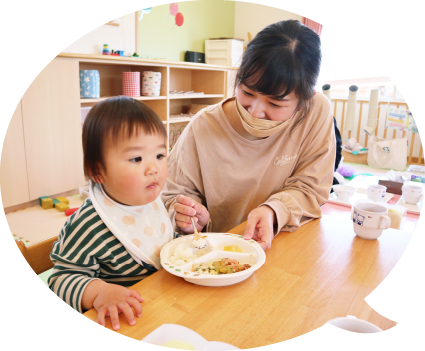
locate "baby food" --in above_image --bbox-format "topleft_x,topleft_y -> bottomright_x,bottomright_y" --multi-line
192,258 -> 251,275
223,244 -> 242,253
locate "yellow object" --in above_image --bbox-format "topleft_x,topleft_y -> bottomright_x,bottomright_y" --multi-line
223,245 -> 242,253
55,203 -> 69,212
388,208 -> 402,229
161,340 -> 196,350
56,196 -> 69,204
41,198 -> 53,209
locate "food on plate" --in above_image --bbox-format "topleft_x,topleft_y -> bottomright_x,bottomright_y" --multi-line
169,239 -> 208,266
192,258 -> 251,275
162,340 -> 196,350
223,244 -> 242,253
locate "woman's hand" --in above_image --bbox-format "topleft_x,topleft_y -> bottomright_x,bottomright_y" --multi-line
92,283 -> 144,330
173,195 -> 210,233
243,206 -> 276,251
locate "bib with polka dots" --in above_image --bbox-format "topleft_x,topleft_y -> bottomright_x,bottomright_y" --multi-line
89,181 -> 173,270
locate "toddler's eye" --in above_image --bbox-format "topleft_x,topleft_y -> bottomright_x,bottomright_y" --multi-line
130,157 -> 142,163
157,154 -> 166,160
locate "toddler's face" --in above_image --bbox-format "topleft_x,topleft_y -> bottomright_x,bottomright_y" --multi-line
99,130 -> 167,206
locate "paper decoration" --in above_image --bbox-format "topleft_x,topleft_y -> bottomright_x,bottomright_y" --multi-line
385,106 -> 408,131
139,8 -> 152,20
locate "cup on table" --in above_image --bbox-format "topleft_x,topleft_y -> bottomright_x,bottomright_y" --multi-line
332,185 -> 356,201
367,184 -> 387,202
351,201 -> 391,240
402,184 -> 423,205
325,315 -> 383,333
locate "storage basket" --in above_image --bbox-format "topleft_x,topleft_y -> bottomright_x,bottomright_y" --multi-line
122,72 -> 140,97
79,70 -> 100,98
142,71 -> 161,96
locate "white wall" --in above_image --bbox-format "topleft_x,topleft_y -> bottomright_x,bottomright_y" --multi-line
63,14 -> 135,55
234,2 -> 302,46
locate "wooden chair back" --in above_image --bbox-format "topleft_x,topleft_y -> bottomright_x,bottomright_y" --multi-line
15,235 -> 58,275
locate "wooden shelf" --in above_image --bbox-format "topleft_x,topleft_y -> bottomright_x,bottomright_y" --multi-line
80,96 -> 167,103
169,94 -> 224,100
169,117 -> 191,123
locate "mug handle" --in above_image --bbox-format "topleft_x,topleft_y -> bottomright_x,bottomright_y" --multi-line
379,215 -> 392,229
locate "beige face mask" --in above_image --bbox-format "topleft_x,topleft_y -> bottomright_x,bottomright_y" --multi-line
235,98 -> 295,138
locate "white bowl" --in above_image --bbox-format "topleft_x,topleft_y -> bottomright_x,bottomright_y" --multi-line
332,185 -> 356,201
160,233 -> 266,287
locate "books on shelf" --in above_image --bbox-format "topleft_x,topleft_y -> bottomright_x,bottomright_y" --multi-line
169,90 -> 204,96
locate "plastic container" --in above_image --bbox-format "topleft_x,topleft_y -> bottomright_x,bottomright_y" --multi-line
142,71 -> 161,96
205,39 -> 244,67
79,70 -> 100,99
122,72 -> 140,97
79,186 -> 89,199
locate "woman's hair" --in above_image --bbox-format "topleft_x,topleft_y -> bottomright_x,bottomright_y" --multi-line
82,96 -> 167,181
234,20 -> 321,131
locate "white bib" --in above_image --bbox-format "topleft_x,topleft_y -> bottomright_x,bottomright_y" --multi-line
89,181 -> 173,270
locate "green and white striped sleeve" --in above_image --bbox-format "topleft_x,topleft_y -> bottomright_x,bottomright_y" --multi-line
48,200 -> 110,313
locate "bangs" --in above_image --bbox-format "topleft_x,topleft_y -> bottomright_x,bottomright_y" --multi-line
239,52 -> 300,100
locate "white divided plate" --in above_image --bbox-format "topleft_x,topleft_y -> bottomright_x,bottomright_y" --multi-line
395,195 -> 424,215
160,233 -> 266,287
328,188 -> 394,207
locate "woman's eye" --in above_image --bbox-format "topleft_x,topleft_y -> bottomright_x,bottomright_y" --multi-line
270,102 -> 284,108
157,154 -> 166,160
243,90 -> 253,97
130,157 -> 142,163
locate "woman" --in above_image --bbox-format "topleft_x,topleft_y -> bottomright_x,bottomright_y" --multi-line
161,20 -> 336,250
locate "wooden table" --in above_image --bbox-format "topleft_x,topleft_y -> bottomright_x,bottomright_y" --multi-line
84,214 -> 412,348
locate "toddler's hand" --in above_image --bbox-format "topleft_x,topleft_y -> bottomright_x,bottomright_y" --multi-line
174,195 -> 210,233
93,283 -> 144,330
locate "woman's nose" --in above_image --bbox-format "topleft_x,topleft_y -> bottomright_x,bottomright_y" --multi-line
247,101 -> 266,118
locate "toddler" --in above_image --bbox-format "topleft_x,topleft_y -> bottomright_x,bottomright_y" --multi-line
48,96 -> 173,330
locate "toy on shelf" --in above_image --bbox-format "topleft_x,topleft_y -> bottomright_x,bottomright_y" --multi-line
110,50 -> 120,56
102,44 -> 110,55
132,52 -> 139,57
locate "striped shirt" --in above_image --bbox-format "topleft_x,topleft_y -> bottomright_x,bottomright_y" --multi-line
48,199 -> 157,313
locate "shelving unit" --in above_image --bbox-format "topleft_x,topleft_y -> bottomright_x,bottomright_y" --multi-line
1,54 -> 231,209
71,54 -> 230,152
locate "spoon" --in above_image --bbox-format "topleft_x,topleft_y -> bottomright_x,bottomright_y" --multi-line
190,217 -> 207,249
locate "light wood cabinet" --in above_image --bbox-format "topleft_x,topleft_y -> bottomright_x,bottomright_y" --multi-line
1,54 -> 229,209
21,57 -> 85,200
0,102 -> 30,207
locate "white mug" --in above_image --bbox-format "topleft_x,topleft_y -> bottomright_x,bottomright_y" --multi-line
326,315 -> 383,333
402,184 -> 423,205
367,184 -> 387,202
351,202 -> 391,240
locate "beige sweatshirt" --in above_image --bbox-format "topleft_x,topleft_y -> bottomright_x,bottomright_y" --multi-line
161,93 -> 336,234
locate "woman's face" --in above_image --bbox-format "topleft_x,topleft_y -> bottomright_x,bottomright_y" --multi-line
236,83 -> 300,122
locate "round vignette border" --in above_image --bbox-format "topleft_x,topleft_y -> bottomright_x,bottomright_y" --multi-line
0,1 -> 424,350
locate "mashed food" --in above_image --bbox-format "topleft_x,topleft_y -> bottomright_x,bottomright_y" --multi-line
169,239 -> 208,266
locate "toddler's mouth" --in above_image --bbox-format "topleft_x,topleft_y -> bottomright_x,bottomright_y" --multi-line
146,182 -> 158,189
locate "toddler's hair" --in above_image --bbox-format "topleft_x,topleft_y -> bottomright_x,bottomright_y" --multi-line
82,96 -> 167,181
